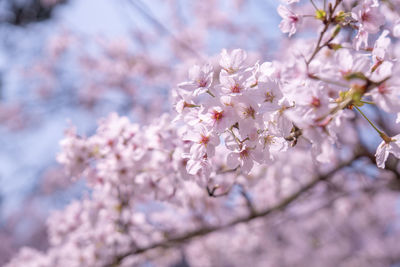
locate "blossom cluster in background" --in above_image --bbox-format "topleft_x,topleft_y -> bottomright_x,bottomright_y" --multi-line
2,0 -> 400,266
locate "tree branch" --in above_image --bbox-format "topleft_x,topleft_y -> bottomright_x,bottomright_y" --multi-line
107,151 -> 362,266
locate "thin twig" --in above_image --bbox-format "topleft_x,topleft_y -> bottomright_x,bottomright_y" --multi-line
306,0 -> 342,66
238,184 -> 256,215
127,0 -> 205,61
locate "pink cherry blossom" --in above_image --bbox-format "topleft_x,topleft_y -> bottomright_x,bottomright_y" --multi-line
178,64 -> 214,96
352,1 -> 385,34
277,5 -> 301,37
226,145 -> 264,174
219,49 -> 247,74
6,1 -> 400,266
375,134 -> 400,168
372,30 -> 391,63
184,125 -> 220,158
202,105 -> 235,133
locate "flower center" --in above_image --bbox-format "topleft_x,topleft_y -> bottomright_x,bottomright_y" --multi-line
212,109 -> 224,121
361,11 -> 371,23
198,79 -> 208,88
240,148 -> 249,159
378,83 -> 387,94
289,15 -> 298,23
263,135 -> 274,148
311,96 -> 321,108
264,92 -> 275,103
231,83 -> 241,93
242,106 -> 255,119
199,134 -> 209,145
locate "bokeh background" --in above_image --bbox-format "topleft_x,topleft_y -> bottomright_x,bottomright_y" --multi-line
0,0 -> 283,264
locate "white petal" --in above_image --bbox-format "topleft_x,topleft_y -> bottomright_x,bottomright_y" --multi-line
226,152 -> 240,169
375,142 -> 389,169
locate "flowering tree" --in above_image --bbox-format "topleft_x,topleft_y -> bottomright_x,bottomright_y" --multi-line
1,0 -> 274,262
4,0 -> 400,266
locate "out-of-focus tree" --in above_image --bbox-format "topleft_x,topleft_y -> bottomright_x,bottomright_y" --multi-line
0,0 -> 278,264
3,0 -> 400,266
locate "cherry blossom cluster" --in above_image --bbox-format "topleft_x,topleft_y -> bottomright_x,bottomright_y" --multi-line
7,112 -> 400,267
5,0 -> 400,266
6,113 -> 197,266
174,41 -> 398,177
5,112 -> 269,266
0,1 -> 283,262
7,111 -> 400,267
276,0 -> 400,168
175,49 -> 291,176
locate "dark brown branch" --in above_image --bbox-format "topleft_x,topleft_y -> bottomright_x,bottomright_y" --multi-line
206,185 -> 231,198
106,151 -> 362,266
238,184 -> 256,216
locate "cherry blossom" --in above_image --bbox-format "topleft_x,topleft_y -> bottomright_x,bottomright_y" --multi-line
5,1 -> 400,266
375,134 -> 400,168
352,0 -> 385,49
277,5 -> 301,37
352,0 -> 384,34
178,64 -> 214,96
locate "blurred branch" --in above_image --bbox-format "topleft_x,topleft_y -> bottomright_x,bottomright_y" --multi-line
107,151 -> 363,266
127,0 -> 205,60
0,0 -> 68,26
238,184 -> 256,216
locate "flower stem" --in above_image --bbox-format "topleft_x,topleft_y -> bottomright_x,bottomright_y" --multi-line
354,106 -> 384,136
360,100 -> 375,105
206,90 -> 215,97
